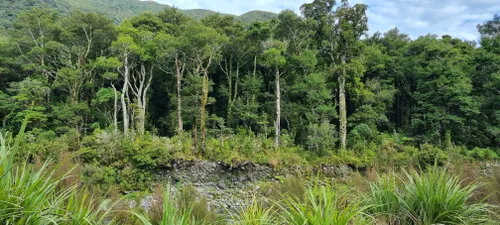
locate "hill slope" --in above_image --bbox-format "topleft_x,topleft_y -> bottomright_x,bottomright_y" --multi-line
0,0 -> 277,29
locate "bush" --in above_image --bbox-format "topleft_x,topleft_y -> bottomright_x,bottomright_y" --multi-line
0,122 -> 117,224
77,130 -> 171,192
417,143 -> 448,167
466,147 -> 499,161
229,196 -> 276,225
281,182 -> 367,225
133,184 -> 195,225
366,167 -> 494,225
364,175 -> 402,224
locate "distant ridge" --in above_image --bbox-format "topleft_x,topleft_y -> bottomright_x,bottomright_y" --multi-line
0,0 -> 278,29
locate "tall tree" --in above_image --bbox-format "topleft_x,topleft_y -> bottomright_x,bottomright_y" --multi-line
12,8 -> 63,103
156,8 -> 190,135
183,22 -> 227,154
301,0 -> 368,149
203,14 -> 249,128
471,15 -> 500,146
111,31 -> 141,137
409,35 -> 478,147
262,40 -> 287,148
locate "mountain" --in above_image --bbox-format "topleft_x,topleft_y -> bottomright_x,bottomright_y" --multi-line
0,0 -> 278,29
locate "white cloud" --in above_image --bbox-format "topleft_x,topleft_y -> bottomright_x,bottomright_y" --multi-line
152,0 -> 497,40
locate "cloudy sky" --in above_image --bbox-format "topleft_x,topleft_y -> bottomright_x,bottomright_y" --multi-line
153,0 -> 498,41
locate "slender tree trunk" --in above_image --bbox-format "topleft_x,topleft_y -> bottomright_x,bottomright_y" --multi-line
231,62 -> 240,126
275,68 -> 281,149
121,54 -> 130,137
200,72 -> 209,154
225,57 -> 233,125
339,56 -> 347,149
176,57 -> 184,136
111,83 -> 119,136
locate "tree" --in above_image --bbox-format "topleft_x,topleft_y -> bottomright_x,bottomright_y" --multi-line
262,40 -> 287,148
111,31 -> 141,137
183,22 -> 227,154
56,11 -> 116,104
155,8 -> 190,135
301,0 -> 368,149
203,14 -> 249,128
471,15 -> 500,146
275,10 -> 314,55
409,36 -> 478,147
11,8 -> 63,103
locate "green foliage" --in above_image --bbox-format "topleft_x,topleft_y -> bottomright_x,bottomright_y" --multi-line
463,147 -> 499,161
281,182 -> 367,225
0,117 -> 118,224
229,196 -> 277,225
416,144 -> 448,167
77,130 -> 170,191
366,168 -> 494,225
365,175 -> 401,224
133,184 -> 196,225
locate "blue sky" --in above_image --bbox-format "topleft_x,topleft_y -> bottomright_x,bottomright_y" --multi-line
152,0 -> 499,40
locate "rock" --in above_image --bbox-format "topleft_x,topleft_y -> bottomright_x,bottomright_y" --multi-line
147,160 -> 359,216
217,182 -> 226,190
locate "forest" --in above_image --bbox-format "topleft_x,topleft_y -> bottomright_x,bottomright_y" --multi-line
0,0 -> 499,224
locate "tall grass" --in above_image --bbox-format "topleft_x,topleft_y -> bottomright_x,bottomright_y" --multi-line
0,115 -> 117,224
228,196 -> 276,225
402,168 -> 492,225
281,182 -> 367,225
366,167 -> 494,225
133,184 -> 196,225
365,175 -> 401,224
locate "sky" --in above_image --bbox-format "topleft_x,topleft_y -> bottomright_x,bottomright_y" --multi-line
152,0 -> 499,41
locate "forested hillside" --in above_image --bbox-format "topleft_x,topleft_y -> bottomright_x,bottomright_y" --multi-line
0,0 -> 277,30
0,0 -> 499,224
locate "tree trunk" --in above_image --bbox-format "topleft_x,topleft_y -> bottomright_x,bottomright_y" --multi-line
129,64 -> 153,136
339,56 -> 347,149
176,57 -> 184,136
111,83 -> 119,136
275,68 -> 281,149
121,53 -> 130,137
200,72 -> 209,154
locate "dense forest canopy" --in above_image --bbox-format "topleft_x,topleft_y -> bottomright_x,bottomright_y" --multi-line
0,0 -> 498,170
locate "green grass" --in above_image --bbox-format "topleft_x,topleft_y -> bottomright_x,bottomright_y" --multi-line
0,115 -> 118,224
402,168 -> 492,225
366,167 -> 494,225
281,182 -> 368,225
228,196 -> 276,225
132,184 -> 196,225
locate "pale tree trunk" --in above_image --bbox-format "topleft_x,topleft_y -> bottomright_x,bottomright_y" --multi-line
225,57 -> 233,125
200,57 -> 213,155
120,53 -> 131,137
175,56 -> 185,136
129,64 -> 153,136
339,55 -> 347,149
200,70 -> 209,154
229,62 -> 240,127
275,68 -> 281,149
111,83 -> 119,136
